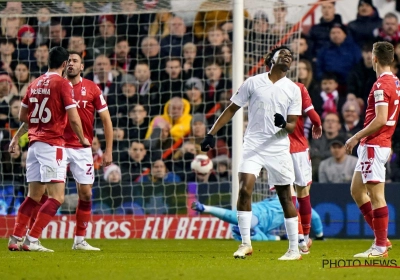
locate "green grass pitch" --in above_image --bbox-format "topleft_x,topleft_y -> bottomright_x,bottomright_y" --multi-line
1,239 -> 400,280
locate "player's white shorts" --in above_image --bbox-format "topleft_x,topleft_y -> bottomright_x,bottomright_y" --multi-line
291,149 -> 312,186
66,147 -> 94,184
239,148 -> 295,185
355,145 -> 391,184
26,142 -> 67,183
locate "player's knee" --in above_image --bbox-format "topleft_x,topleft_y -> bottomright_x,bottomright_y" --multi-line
238,187 -> 252,200
79,192 -> 92,201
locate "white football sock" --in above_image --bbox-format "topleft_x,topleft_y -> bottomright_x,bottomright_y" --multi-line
27,234 -> 38,242
285,217 -> 299,252
74,236 -> 84,244
298,234 -> 305,242
237,211 -> 252,246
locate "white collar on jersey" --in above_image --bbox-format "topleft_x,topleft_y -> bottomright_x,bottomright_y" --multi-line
46,71 -> 60,76
379,71 -> 393,77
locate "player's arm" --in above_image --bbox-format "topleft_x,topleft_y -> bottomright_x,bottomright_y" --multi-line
355,105 -> 388,139
98,109 -> 113,166
283,115 -> 298,134
345,103 -> 388,154
8,122 -> 28,153
208,102 -> 240,136
67,107 -> 89,146
19,104 -> 29,123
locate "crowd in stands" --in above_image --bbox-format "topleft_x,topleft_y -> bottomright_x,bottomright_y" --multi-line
1,0 -> 400,211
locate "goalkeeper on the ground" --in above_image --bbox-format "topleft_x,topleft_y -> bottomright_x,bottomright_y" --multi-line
191,196 -> 323,241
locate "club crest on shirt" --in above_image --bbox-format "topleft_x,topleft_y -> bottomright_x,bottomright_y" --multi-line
81,86 -> 86,96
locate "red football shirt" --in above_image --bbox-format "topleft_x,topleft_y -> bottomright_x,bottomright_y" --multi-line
289,82 -> 314,153
21,72 -> 75,147
360,72 -> 400,147
64,77 -> 108,148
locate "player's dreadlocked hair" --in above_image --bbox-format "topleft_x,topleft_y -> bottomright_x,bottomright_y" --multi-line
264,46 -> 293,68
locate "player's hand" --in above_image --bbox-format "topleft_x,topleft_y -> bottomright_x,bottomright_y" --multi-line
200,134 -> 215,151
312,125 -> 322,139
102,150 -> 112,167
274,113 -> 286,128
8,137 -> 18,153
80,137 -> 91,148
345,135 -> 359,155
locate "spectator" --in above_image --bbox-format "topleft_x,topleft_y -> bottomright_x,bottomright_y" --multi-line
35,7 -> 51,47
160,16 -> 192,57
48,19 -> 69,49
316,23 -> 361,87
245,11 -> 270,71
61,1 -> 96,39
189,113 -> 229,161
172,141 -> 199,181
6,96 -> 21,137
1,141 -> 22,183
68,36 -> 94,69
92,135 -> 103,170
290,34 -> 313,62
0,74 -> 14,128
16,24 -> 35,62
149,10 -> 174,39
318,137 -> 358,183
120,141 -> 151,182
182,42 -> 203,79
373,12 -> 400,45
309,0 -> 343,58
103,163 -> 122,183
340,100 -> 363,142
109,37 -> 136,74
145,97 -> 192,142
204,58 -> 232,110
220,42 -> 232,79
0,37 -> 17,77
310,113 -> 346,181
347,0 -> 382,47
132,61 -> 159,116
115,0 -> 152,51
1,2 -> 25,39
84,55 -> 121,117
269,0 -> 293,37
13,62 -> 31,97
138,159 -> 181,183
347,41 -> 375,108
193,0 -> 250,40
30,43 -> 49,78
126,104 -> 150,141
311,73 -> 346,119
138,36 -> 163,81
184,77 -> 205,114
88,15 -> 117,58
159,57 -> 185,104
202,26 -> 225,58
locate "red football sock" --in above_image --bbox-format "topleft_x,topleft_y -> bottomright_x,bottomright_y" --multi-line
29,198 -> 61,239
359,201 -> 374,230
28,195 -> 48,230
75,200 -> 92,237
298,196 -> 312,236
13,197 -> 39,238
297,212 -> 304,235
372,206 -> 389,247
291,196 -> 297,208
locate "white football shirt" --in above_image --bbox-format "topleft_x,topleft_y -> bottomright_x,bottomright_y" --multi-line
231,72 -> 302,154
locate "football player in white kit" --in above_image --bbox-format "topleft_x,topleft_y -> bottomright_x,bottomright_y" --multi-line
201,46 -> 302,260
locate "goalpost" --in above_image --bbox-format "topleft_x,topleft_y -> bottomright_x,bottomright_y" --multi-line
0,0 -> 306,239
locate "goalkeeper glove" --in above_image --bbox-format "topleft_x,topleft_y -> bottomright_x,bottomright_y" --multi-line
274,113 -> 286,128
200,134 -> 215,151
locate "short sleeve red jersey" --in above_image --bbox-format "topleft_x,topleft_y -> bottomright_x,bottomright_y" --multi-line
64,78 -> 108,148
21,72 -> 75,146
289,83 -> 314,153
361,72 -> 400,147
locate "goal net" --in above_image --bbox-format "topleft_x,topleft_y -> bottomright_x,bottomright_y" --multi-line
0,0 -> 305,239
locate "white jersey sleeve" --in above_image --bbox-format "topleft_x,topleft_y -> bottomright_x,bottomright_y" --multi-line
230,78 -> 253,107
287,85 -> 302,116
